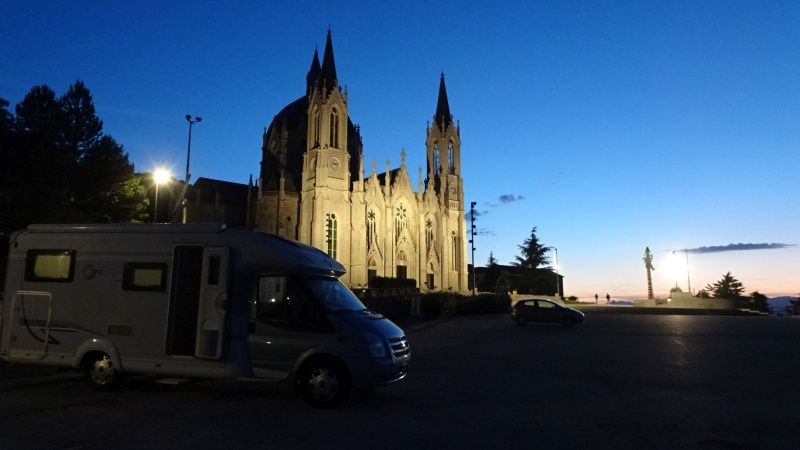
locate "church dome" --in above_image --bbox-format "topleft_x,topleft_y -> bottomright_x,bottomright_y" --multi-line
260,31 -> 362,193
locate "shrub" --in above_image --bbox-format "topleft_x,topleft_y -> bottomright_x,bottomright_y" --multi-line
421,292 -> 509,318
370,276 -> 417,289
420,292 -> 458,319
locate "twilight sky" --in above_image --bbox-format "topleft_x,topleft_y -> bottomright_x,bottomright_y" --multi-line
2,1 -> 798,300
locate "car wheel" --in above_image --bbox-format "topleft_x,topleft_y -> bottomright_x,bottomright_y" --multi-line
516,315 -> 527,326
299,358 -> 351,409
563,316 -> 575,327
85,353 -> 123,391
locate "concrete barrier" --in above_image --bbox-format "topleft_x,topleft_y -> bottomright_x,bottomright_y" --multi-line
634,292 -> 738,309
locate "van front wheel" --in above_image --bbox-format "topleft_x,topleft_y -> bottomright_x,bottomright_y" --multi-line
299,358 -> 351,409
85,353 -> 123,391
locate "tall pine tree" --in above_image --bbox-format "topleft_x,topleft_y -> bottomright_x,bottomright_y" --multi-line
512,227 -> 553,295
704,272 -> 745,299
1,81 -> 149,231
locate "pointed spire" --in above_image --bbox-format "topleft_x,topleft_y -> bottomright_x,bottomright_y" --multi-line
306,48 -> 321,93
435,72 -> 451,132
320,29 -> 338,91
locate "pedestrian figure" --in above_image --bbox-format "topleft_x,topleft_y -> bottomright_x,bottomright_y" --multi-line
606,293 -> 610,304
595,293 -> 598,304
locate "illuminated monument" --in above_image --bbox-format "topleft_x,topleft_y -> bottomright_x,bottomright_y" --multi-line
643,247 -> 655,299
250,30 -> 469,292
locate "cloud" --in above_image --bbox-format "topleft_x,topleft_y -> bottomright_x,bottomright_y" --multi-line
465,209 -> 483,221
499,194 -> 524,204
678,243 -> 794,254
472,228 -> 493,237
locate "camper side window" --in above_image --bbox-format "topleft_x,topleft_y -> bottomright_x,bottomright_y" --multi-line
123,263 -> 167,291
25,249 -> 76,282
257,276 -> 289,323
255,276 -> 323,330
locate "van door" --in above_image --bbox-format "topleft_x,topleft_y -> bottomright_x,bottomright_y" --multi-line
4,291 -> 53,359
5,248 -> 75,360
248,276 -> 323,377
194,246 -> 229,360
166,245 -> 203,356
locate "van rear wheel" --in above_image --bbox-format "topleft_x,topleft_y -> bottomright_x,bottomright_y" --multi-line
299,358 -> 351,409
85,353 -> 123,391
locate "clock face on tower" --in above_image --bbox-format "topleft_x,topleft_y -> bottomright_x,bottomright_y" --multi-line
329,157 -> 340,171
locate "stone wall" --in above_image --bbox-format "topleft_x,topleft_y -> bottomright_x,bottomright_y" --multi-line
634,292 -> 738,309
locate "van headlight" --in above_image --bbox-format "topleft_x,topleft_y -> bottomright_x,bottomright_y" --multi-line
364,333 -> 387,358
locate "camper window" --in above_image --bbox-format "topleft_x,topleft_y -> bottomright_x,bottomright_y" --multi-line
25,249 -> 76,282
257,276 -> 288,322
255,276 -> 325,330
123,263 -> 167,291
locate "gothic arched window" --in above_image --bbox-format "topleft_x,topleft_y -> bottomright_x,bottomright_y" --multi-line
448,141 -> 455,175
367,209 -> 377,250
329,108 -> 339,148
395,204 -> 408,241
313,108 -> 320,146
326,213 -> 338,259
433,142 -> 441,174
451,231 -> 458,271
425,218 -> 434,254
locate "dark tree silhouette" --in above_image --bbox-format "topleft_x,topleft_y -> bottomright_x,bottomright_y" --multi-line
477,251 -> 502,293
0,97 -> 16,189
746,291 -> 769,313
487,252 -> 498,267
60,80 -> 103,156
704,272 -> 745,299
73,136 -> 147,222
695,289 -> 711,298
1,81 -> 148,232
512,227 -> 553,295
514,226 -> 551,269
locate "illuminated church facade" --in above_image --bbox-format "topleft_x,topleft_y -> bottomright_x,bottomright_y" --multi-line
192,31 -> 469,292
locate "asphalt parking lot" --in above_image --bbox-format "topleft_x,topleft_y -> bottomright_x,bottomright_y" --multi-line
2,313 -> 799,449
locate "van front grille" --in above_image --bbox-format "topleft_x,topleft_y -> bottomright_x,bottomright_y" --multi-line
388,335 -> 410,358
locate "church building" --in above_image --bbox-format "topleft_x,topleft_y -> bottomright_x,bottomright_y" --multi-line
190,31 -> 469,292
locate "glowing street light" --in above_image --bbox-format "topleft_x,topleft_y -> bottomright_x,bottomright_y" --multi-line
153,167 -> 170,222
672,250 -> 692,294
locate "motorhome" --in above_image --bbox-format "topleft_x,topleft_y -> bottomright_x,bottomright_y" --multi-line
0,224 -> 410,408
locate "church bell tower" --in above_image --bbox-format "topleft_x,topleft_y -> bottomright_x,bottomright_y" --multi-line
299,29 -> 353,257
424,73 -> 468,292
425,73 -> 462,203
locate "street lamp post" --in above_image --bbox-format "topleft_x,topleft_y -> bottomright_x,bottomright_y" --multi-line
470,201 -> 477,296
166,115 -> 202,223
554,247 -> 560,298
185,115 -> 202,184
684,249 -> 692,294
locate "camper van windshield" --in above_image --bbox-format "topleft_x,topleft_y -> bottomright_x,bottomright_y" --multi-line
305,277 -> 367,313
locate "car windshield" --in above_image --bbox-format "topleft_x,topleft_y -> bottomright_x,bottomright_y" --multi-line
304,276 -> 368,312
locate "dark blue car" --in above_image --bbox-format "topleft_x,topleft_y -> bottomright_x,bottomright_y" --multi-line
511,299 -> 585,327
